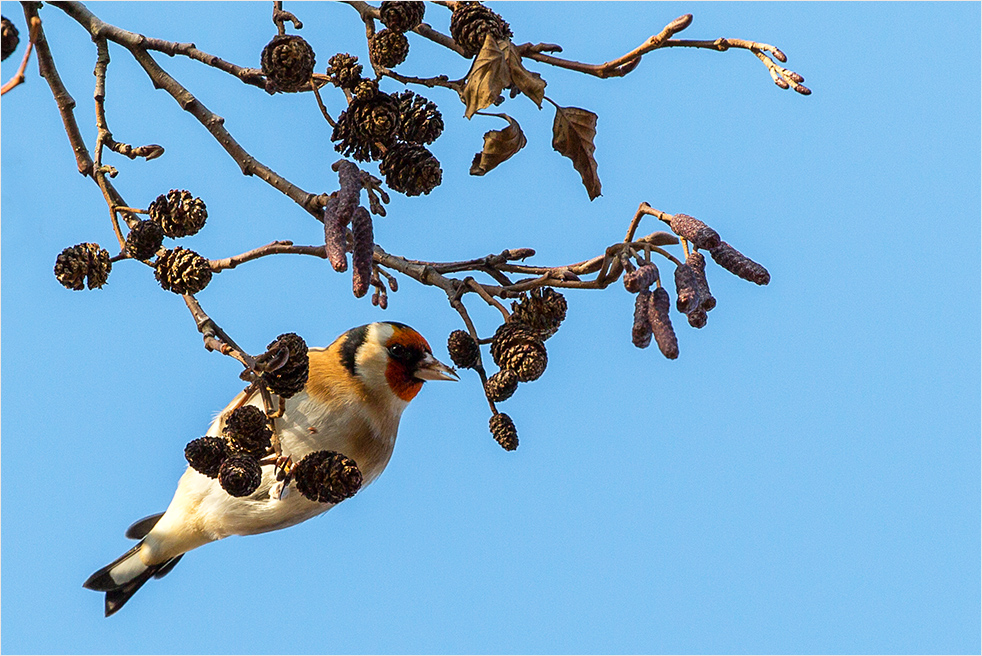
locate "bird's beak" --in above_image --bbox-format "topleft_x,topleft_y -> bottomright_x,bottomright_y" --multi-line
414,353 -> 459,382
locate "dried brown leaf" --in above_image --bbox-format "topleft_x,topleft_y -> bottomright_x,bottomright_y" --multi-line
462,35 -> 511,119
551,105 -> 601,200
470,113 -> 527,176
503,42 -> 545,108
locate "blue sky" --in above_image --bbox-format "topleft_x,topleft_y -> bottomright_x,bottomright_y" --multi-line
1,2 -> 979,653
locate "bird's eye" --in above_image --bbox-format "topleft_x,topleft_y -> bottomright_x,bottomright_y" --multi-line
388,344 -> 410,361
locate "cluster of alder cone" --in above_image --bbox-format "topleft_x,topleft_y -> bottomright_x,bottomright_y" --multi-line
53,189 -> 213,294
448,287 -> 567,451
183,333 -> 365,504
444,210 -> 770,451
25,0 -> 792,461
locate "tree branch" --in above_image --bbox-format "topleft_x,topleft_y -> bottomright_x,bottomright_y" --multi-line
49,1 -> 268,89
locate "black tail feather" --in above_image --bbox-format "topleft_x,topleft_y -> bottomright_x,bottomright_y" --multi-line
124,513 -> 164,540
153,554 -> 183,579
103,565 -> 160,617
83,544 -> 142,592
84,537 -> 184,616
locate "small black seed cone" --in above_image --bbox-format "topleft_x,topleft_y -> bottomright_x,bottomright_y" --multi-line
257,332 -> 309,398
125,220 -> 165,261
369,28 -> 410,69
332,93 -> 401,162
2,16 -> 20,62
447,330 -> 479,369
450,2 -> 513,58
224,405 -> 272,459
490,323 -> 547,382
396,91 -> 444,145
219,454 -> 263,497
326,52 -> 363,90
380,1 -> 425,32
379,142 -> 442,196
261,34 -> 315,93
293,450 -> 363,504
489,412 -> 518,451
148,189 -> 207,238
154,247 -> 212,295
485,369 -> 518,403
508,288 -> 567,341
53,243 -> 112,291
185,436 -> 229,478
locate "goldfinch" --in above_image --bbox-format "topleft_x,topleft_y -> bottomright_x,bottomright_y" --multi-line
83,321 -> 457,616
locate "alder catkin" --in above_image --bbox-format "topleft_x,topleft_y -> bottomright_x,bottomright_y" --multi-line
350,206 -> 374,298
669,213 -> 721,250
709,241 -> 771,285
632,290 -> 652,348
623,263 -> 659,293
647,287 -> 679,359
673,263 -> 701,314
322,196 -> 348,273
686,251 -> 716,311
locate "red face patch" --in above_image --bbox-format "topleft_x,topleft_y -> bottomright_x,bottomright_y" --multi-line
384,326 -> 430,402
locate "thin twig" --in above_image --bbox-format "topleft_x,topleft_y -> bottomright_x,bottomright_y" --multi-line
311,82 -> 337,127
183,294 -> 257,370
209,241 -> 328,272
1,15 -> 38,95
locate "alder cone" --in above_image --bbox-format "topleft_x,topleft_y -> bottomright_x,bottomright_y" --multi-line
125,220 -> 165,261
54,243 -> 112,291
489,412 -> 518,451
447,330 -> 479,369
380,143 -> 442,196
353,78 -> 379,100
154,247 -> 212,294
379,1 -> 425,32
148,189 -> 207,238
485,369 -> 518,403
292,450 -> 363,504
219,455 -> 263,497
260,34 -> 315,93
257,332 -> 309,398
223,405 -> 272,459
490,323 -> 547,382
326,52 -> 363,90
184,436 -> 229,478
450,2 -> 513,58
509,287 -> 567,340
396,91 -> 444,145
332,93 -> 400,162
369,28 -> 409,69
2,16 -> 19,61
